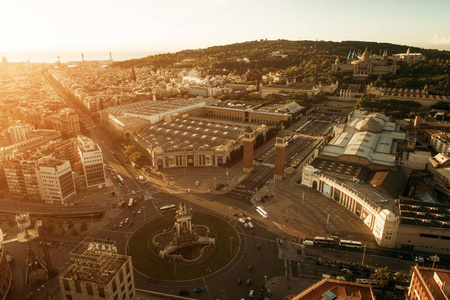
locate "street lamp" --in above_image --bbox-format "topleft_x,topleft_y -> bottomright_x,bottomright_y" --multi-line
229,236 -> 233,257
361,243 -> 367,266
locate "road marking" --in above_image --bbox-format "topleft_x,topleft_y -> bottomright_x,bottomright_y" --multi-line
203,277 -> 213,300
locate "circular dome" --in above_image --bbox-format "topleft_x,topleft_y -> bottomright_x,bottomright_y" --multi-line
355,117 -> 383,133
360,49 -> 370,62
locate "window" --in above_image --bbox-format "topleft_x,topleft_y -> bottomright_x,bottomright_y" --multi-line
74,281 -> 81,294
87,284 -> 93,296
63,280 -> 70,291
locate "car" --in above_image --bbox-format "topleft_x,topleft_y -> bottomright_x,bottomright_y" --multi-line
244,223 -> 249,228
137,209 -> 142,214
132,190 -> 136,195
119,222 -> 123,227
248,265 -> 253,271
249,290 -> 254,298
124,218 -> 129,224
236,278 -> 242,285
238,218 -> 246,224
245,278 -> 252,286
246,216 -> 252,221
247,222 -> 254,228
193,287 -> 204,293
427,255 -> 440,262
129,221 -> 133,227
415,256 -> 424,263
256,244 -> 261,250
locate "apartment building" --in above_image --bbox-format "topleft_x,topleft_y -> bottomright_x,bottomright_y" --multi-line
43,108 -> 81,136
77,135 -> 106,189
36,157 -> 76,204
7,122 -> 35,144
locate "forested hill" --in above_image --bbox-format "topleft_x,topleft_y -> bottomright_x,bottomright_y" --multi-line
113,40 -> 450,95
114,39 -> 450,70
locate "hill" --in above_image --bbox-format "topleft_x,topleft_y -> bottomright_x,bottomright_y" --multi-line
113,39 -> 450,94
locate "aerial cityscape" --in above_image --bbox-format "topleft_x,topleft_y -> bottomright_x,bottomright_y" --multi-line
1,1 -> 450,300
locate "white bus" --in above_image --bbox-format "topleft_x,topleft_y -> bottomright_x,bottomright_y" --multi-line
159,204 -> 176,213
256,206 -> 268,219
128,198 -> 134,207
339,239 -> 363,249
314,236 -> 335,245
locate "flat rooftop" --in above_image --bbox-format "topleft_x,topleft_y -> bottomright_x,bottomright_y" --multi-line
398,198 -> 450,229
138,117 -> 253,151
310,158 -> 396,213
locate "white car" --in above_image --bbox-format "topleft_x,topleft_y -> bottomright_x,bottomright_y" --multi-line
415,256 -> 424,263
249,290 -> 254,298
238,218 -> 246,224
119,222 -> 123,227
244,223 -> 249,229
132,190 -> 136,195
247,222 -> 254,228
246,216 -> 252,221
124,218 -> 129,224
137,209 -> 142,214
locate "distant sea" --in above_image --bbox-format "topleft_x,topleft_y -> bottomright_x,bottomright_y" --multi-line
0,51 -> 165,63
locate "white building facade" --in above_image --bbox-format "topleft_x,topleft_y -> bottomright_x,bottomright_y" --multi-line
77,135 -> 106,189
37,158 -> 76,204
302,165 -> 399,248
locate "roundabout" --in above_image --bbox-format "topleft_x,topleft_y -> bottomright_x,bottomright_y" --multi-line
127,203 -> 240,281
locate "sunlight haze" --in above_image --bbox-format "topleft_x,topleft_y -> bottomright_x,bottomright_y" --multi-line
1,0 -> 449,53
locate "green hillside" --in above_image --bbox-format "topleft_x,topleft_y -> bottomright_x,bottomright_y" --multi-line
113,40 -> 450,94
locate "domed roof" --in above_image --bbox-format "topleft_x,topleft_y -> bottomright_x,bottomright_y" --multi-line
355,117 -> 383,133
360,48 -> 370,62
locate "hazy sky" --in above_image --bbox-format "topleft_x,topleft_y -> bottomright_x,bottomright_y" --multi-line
1,0 -> 449,52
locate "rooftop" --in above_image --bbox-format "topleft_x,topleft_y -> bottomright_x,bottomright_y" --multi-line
287,279 -> 375,300
60,237 -> 129,285
399,198 -> 450,229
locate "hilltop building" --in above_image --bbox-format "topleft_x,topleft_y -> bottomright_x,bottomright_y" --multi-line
392,48 -> 426,62
77,136 -> 106,189
332,49 -> 398,79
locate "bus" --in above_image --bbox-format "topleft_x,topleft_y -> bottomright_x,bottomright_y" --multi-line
339,239 -> 363,249
314,236 -> 335,245
117,174 -> 124,183
159,204 -> 176,213
256,206 -> 268,219
128,198 -> 134,207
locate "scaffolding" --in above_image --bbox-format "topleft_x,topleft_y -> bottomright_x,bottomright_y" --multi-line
68,237 -> 126,284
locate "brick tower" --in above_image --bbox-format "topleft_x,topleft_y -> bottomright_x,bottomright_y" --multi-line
274,132 -> 287,180
242,126 -> 255,173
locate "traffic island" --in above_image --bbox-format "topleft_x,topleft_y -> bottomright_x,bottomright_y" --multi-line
127,207 -> 239,280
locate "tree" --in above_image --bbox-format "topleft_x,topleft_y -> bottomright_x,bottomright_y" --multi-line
371,267 -> 394,289
394,270 -> 412,284
129,151 -> 142,165
124,145 -> 136,157
71,228 -> 79,236
80,221 -> 88,232
344,270 -> 355,282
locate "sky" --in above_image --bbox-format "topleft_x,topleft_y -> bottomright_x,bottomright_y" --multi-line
1,0 -> 449,53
